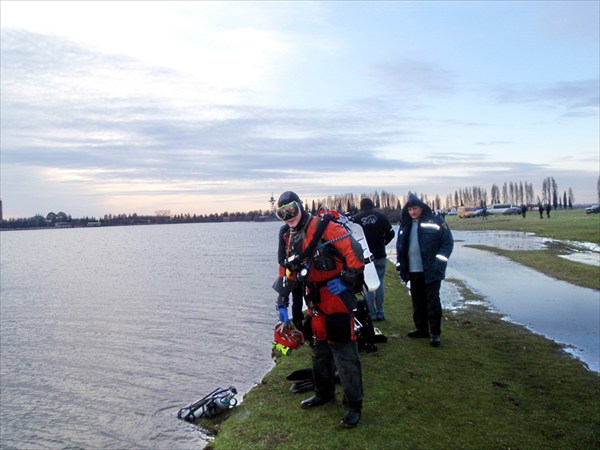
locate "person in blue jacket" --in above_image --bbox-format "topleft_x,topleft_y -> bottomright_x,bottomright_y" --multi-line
396,193 -> 454,347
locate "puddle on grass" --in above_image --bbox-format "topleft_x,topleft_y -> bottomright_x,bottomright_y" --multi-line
453,230 -> 551,251
559,252 -> 600,266
387,229 -> 600,373
453,230 -> 600,266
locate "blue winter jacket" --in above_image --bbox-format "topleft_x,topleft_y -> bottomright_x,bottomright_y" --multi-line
396,194 -> 454,284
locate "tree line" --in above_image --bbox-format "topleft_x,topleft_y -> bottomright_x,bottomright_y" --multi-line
440,178 -> 575,211
2,176 -> 595,230
304,177 -> 577,217
0,209 -> 274,230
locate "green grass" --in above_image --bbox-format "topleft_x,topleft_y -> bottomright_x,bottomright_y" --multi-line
207,266 -> 600,449
446,208 -> 600,244
446,209 -> 599,291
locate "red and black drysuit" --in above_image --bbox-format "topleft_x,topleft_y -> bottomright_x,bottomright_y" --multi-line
278,212 -> 365,413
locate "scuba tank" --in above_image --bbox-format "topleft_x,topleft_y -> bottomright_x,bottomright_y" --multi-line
339,217 -> 381,292
177,386 -> 238,422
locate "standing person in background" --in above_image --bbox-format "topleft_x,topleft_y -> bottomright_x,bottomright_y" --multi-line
546,203 -> 552,218
396,193 -> 454,347
352,198 -> 395,321
274,191 -> 365,428
539,202 -> 544,219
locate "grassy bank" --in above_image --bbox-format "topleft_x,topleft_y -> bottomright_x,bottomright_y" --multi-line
445,208 -> 599,244
446,209 -> 599,291
208,266 -> 599,449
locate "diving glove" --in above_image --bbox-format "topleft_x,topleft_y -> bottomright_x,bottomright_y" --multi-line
278,306 -> 290,324
327,278 -> 347,296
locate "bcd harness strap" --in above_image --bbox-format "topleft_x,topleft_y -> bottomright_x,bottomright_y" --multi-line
296,213 -> 333,263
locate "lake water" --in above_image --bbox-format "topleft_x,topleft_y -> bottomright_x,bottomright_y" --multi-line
0,222 -> 281,449
1,223 -> 598,449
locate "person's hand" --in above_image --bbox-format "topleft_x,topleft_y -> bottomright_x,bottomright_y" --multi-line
327,278 -> 347,296
278,306 -> 290,323
395,263 -> 409,282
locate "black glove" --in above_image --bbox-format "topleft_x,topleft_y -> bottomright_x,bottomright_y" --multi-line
340,270 -> 358,291
272,277 -> 292,297
276,295 -> 289,308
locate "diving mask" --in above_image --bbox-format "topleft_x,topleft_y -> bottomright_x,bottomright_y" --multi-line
276,201 -> 301,221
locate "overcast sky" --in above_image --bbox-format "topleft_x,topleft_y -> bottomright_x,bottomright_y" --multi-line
1,1 -> 598,218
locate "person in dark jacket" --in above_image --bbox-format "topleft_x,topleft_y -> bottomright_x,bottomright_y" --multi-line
395,193 -> 454,347
352,198 -> 395,321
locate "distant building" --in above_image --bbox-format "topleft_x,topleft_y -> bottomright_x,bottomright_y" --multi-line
55,222 -> 73,228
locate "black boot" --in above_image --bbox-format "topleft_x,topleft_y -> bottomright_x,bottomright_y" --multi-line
340,410 -> 361,428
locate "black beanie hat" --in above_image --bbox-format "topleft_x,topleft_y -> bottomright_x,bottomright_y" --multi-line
360,198 -> 374,210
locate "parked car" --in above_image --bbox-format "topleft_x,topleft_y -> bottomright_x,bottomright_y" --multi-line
502,206 -> 522,215
585,204 -> 600,214
457,206 -> 485,218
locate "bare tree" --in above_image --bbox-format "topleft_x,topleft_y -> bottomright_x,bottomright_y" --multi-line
490,184 -> 499,203
568,187 -> 574,208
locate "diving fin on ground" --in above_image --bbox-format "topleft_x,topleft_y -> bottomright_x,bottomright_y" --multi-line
286,368 -> 313,381
290,379 -> 314,393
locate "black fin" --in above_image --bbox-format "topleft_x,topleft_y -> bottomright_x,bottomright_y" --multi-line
290,379 -> 314,393
286,368 -> 313,381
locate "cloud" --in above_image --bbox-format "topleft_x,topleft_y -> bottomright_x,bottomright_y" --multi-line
492,79 -> 600,117
1,28 -> 422,215
1,2 -> 598,217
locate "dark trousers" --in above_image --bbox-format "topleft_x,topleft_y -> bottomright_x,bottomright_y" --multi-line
313,340 -> 363,412
291,285 -> 304,328
409,272 -> 442,335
